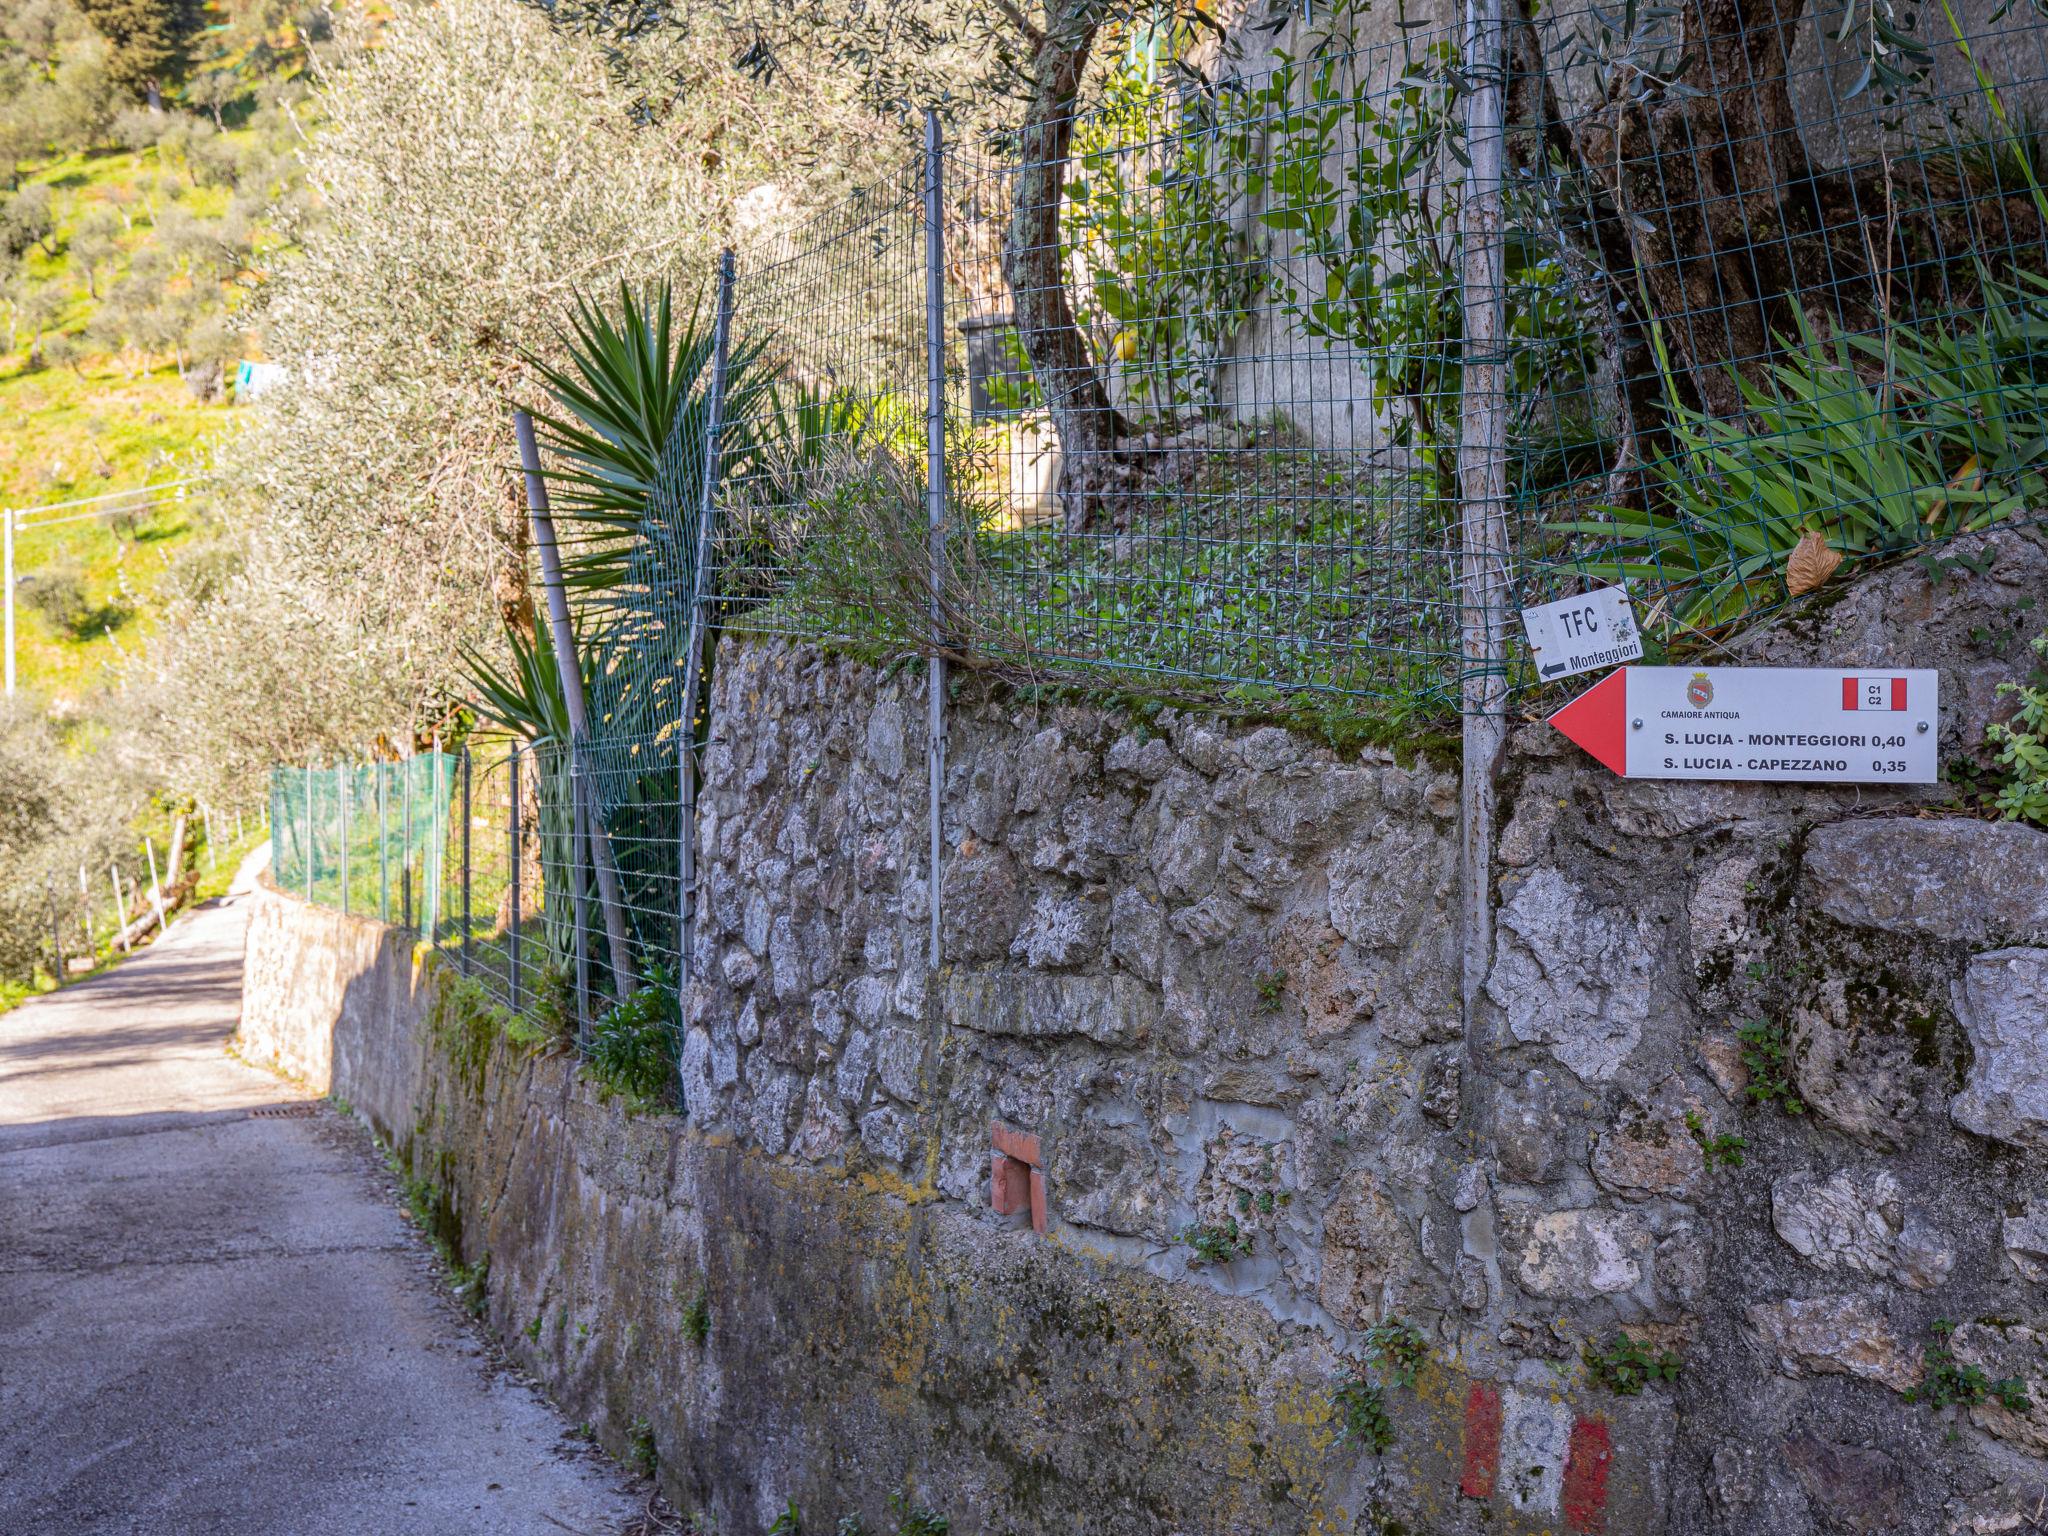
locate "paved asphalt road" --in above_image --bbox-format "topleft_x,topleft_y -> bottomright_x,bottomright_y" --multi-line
0,852 -> 639,1535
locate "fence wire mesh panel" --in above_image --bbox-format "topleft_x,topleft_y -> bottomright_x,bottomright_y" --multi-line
711,164 -> 935,650
267,755 -> 456,935
1512,0 -> 2048,664
947,28 -> 1477,709
690,3 -> 2047,715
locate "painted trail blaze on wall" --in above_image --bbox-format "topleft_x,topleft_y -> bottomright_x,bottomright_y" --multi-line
1562,1416 -> 1612,1533
1460,1383 -> 1503,1499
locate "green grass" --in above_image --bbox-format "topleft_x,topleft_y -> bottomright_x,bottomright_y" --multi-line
733,424 -> 1464,723
2,133 -> 269,706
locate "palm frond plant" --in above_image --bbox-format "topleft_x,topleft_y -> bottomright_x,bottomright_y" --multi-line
524,278 -> 776,606
1553,272 -> 2048,630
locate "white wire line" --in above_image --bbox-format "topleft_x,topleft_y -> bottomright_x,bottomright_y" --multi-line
7,478 -> 210,533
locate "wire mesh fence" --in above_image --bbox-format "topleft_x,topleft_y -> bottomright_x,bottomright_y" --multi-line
707,0 -> 2048,713
269,755 -> 457,940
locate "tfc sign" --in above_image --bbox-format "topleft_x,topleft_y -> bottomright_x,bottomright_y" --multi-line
1549,666 -> 1940,784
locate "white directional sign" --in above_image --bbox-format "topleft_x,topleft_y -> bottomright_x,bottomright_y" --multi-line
1520,587 -> 1643,682
1549,666 -> 1941,784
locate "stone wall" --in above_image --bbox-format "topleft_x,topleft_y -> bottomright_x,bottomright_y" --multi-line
244,528 -> 2048,1534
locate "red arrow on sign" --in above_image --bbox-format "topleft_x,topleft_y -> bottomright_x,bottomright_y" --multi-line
1548,668 -> 1628,776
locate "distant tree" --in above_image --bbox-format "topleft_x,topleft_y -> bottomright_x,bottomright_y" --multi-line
10,267 -> 64,364
69,203 -> 119,296
71,0 -> 200,107
0,182 -> 55,258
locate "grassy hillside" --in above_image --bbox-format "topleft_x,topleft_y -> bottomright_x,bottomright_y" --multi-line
1,125 -> 291,706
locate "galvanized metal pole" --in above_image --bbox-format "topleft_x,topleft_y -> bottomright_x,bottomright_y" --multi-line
922,107 -> 949,970
3,506 -> 14,698
572,764 -> 592,1038
677,248 -> 736,995
402,754 -> 413,929
305,760 -> 316,902
515,408 -> 637,1000
1457,0 -> 1511,1037
46,880 -> 64,986
377,759 -> 390,924
461,746 -> 472,974
339,769 -> 350,915
508,742 -> 523,1011
427,735 -> 443,943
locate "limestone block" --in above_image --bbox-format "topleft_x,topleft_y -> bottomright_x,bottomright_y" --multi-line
1951,948 -> 2048,1149
1487,869 -> 1657,1082
1805,820 -> 2048,947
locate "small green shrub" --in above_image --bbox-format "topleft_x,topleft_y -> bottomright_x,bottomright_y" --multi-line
586,964 -> 681,1105
887,1490 -> 948,1536
1364,1318 -> 1429,1388
1255,969 -> 1287,1012
627,1416 -> 658,1479
681,1290 -> 710,1346
1684,1110 -> 1748,1169
1736,1020 -> 1807,1115
1905,1320 -> 2032,1413
1180,1217 -> 1252,1264
1988,631 -> 2048,825
1584,1333 -> 1683,1396
769,1498 -> 803,1535
1331,1373 -> 1396,1453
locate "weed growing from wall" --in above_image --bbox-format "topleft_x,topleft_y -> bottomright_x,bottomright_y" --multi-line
1905,1321 -> 2032,1413
1988,631 -> 2048,825
1180,1217 -> 1252,1264
1364,1318 -> 1429,1388
628,1416 -> 659,1479
1331,1373 -> 1396,1453
1736,1020 -> 1807,1114
1583,1333 -> 1683,1395
1685,1110 -> 1748,1169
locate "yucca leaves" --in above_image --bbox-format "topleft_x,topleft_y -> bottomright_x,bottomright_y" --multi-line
1555,273 -> 2048,630
524,278 -> 774,604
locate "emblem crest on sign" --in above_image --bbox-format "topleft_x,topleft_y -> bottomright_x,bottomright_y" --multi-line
1686,671 -> 1714,709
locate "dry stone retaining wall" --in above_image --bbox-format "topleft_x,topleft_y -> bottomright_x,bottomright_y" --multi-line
242,529 -> 2048,1534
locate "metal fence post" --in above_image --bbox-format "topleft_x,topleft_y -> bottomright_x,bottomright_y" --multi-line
339,768 -> 350,916
402,754 -> 413,930
1457,0 -> 1511,1040
378,759 -> 390,924
509,742 -> 523,1010
922,106 -> 949,971
46,880 -> 65,985
3,506 -> 14,698
572,754 -> 592,1039
461,746 -> 473,972
677,248 -> 737,1000
304,760 -> 316,903
427,736 -> 443,944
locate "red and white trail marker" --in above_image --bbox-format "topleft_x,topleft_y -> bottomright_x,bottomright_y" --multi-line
1548,666 -> 1940,784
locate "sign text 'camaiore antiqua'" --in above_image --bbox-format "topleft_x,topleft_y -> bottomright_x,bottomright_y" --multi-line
1549,666 -> 1940,784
